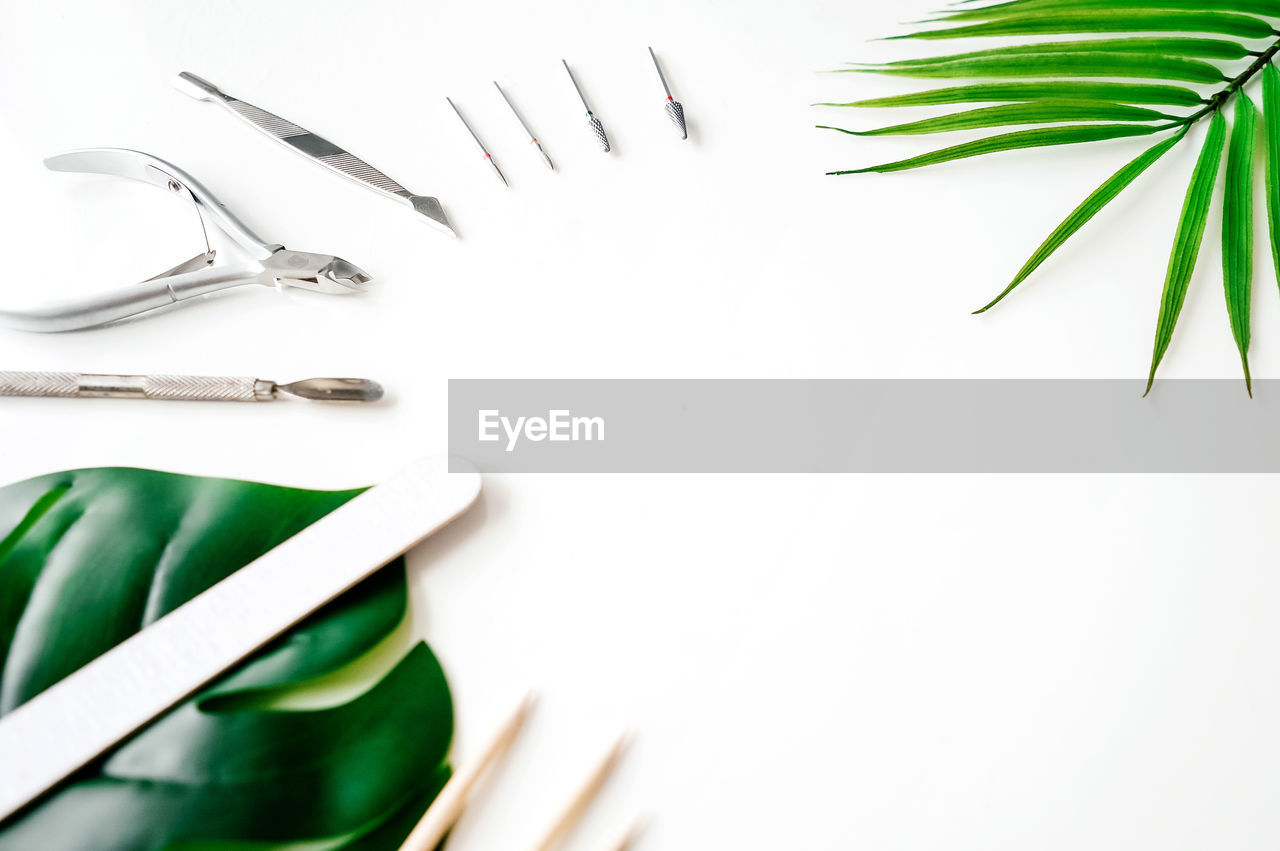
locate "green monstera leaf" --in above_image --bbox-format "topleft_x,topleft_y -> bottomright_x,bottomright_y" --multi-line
0,468 -> 453,849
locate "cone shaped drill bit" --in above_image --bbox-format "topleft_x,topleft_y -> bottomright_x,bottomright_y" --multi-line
664,100 -> 686,139
649,47 -> 687,140
587,115 -> 610,152
563,60 -> 611,153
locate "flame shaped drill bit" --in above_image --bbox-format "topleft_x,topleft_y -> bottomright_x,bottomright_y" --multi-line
649,47 -> 687,140
563,60 -> 611,153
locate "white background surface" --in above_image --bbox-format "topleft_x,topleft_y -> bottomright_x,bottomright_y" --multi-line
1,1 -> 1279,848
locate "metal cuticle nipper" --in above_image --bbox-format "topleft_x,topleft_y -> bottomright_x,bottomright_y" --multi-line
0,148 -> 371,333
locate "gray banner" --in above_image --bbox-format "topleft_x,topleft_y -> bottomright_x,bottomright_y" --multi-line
447,379 -> 1280,473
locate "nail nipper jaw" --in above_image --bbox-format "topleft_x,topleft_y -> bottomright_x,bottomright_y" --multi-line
263,250 -> 372,294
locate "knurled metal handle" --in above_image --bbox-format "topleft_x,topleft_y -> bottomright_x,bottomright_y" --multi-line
0,372 -> 79,397
132,375 -> 270,402
0,372 -> 274,402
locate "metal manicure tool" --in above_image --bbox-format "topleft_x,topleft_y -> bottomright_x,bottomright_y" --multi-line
562,60 -> 611,153
648,47 -> 687,140
494,82 -> 554,171
0,372 -> 384,403
446,97 -> 508,187
0,148 -> 370,333
174,72 -> 456,238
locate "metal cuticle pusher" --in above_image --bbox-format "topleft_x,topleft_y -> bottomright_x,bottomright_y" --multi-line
173,72 -> 457,238
0,372 -> 384,403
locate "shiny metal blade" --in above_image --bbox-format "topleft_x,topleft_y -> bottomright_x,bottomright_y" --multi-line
0,456 -> 482,822
409,195 -> 457,238
317,257 -> 372,291
279,377 -> 384,403
535,142 -> 555,171
488,156 -> 509,187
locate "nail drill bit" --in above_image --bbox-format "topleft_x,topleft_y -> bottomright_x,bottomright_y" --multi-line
494,82 -> 554,171
562,60 -> 610,153
648,47 -> 687,140
446,97 -> 508,187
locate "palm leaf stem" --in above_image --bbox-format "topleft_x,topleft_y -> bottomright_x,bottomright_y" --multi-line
1184,35 -> 1280,123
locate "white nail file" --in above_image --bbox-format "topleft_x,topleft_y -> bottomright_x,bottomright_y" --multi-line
0,455 -> 482,822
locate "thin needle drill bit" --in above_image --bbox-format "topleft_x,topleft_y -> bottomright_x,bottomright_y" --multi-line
562,60 -> 610,153
446,97 -> 508,187
495,82 -> 554,171
648,47 -> 687,140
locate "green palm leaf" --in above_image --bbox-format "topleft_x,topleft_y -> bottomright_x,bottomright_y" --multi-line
1146,112 -> 1227,395
975,129 -> 1188,313
849,53 -> 1227,83
824,0 -> 1280,392
1265,63 -> 1280,297
897,11 -> 1278,40
1223,95 -> 1259,394
943,0 -> 1280,21
820,102 -> 1178,137
850,37 -> 1253,63
823,81 -> 1206,108
828,124 -> 1164,175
